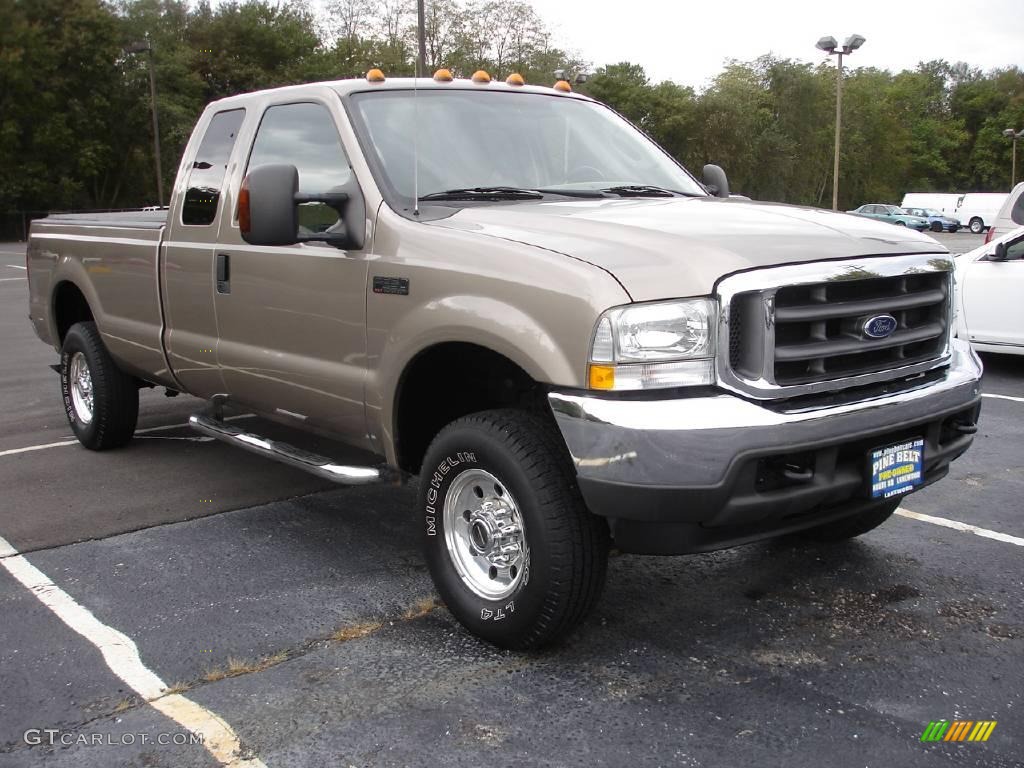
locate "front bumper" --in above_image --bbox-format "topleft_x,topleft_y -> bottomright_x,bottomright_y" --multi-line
548,340 -> 983,554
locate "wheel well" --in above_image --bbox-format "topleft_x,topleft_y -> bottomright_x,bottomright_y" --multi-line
394,343 -> 544,474
53,282 -> 93,345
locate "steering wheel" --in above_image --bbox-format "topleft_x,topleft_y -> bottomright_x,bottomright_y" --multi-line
567,165 -> 606,183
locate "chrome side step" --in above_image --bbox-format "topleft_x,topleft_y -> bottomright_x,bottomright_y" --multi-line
189,400 -> 391,486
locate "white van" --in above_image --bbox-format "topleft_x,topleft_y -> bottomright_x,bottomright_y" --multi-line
955,192 -> 1008,234
984,182 -> 1024,244
900,193 -> 961,217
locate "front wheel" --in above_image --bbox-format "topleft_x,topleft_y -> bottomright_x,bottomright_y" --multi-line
796,498 -> 901,542
894,220 -> 907,226
969,217 -> 984,234
419,409 -> 609,649
60,321 -> 139,450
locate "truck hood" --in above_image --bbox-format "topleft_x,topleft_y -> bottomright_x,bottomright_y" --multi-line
431,197 -> 946,301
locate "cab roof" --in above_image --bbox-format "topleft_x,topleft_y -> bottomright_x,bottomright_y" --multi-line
209,76 -> 594,108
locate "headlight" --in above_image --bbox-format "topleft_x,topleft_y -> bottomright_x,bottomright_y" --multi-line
588,298 -> 717,390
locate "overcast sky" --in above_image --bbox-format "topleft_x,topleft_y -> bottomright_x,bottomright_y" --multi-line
523,0 -> 1024,89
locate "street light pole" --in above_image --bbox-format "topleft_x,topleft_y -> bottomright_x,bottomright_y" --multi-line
416,0 -> 426,77
817,34 -> 866,211
832,51 -> 843,212
1004,128 -> 1023,188
127,40 -> 164,207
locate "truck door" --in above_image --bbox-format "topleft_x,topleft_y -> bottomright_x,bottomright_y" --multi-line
961,233 -> 1024,349
212,99 -> 369,443
162,107 -> 247,398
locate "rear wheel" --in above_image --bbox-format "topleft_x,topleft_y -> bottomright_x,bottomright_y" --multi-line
419,409 -> 609,649
60,321 -> 139,450
796,498 -> 901,542
969,217 -> 984,234
930,221 -> 943,232
894,220 -> 906,226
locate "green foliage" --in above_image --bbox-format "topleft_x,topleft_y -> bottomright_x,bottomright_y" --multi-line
581,55 -> 1022,209
1,0 -> 1021,217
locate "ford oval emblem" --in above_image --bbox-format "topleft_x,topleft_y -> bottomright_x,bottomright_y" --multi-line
863,314 -> 898,339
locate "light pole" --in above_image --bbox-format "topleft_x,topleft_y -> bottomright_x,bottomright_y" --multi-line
415,0 -> 426,77
126,39 -> 164,207
817,34 -> 866,211
1004,128 -> 1024,188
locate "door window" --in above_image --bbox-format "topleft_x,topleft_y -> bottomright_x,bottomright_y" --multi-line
1002,236 -> 1024,260
246,102 -> 352,234
181,109 -> 246,226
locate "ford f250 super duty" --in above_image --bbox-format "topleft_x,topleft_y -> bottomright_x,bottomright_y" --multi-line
26,72 -> 983,649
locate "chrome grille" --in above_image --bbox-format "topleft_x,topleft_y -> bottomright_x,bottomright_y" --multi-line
772,272 -> 948,385
716,255 -> 954,399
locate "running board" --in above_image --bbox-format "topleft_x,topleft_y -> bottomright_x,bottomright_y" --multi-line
189,410 -> 390,486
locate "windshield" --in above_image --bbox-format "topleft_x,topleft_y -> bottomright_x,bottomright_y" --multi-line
348,89 -> 706,208
924,209 -> 943,216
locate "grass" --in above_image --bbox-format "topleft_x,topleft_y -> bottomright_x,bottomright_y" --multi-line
112,697 -> 135,713
203,651 -> 289,683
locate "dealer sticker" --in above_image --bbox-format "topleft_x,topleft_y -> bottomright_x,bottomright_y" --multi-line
870,438 -> 925,499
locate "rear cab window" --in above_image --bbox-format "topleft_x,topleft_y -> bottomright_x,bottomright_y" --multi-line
181,109 -> 246,226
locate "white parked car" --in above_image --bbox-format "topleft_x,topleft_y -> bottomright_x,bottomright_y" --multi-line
955,225 -> 1024,355
983,181 -> 1024,244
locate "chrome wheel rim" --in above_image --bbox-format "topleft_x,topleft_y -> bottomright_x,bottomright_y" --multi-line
443,468 -> 529,600
69,352 -> 94,425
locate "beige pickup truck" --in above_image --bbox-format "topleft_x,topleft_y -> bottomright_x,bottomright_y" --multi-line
27,74 -> 982,649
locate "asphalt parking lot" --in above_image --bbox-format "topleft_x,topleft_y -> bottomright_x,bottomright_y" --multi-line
1,230 -> 1022,768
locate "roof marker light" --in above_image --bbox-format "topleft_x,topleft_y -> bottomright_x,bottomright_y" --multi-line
366,68 -> 385,83
553,80 -> 572,93
506,73 -> 525,86
433,68 -> 453,82
471,70 -> 491,84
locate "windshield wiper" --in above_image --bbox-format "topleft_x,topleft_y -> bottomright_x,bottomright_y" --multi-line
601,185 -> 689,198
419,186 -> 544,201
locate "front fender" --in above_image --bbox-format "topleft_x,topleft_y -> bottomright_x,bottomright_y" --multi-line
371,294 -> 581,460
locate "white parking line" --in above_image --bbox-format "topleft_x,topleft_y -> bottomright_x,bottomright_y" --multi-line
983,393 -> 1024,404
0,277 -> 26,281
896,507 -> 1024,547
5,263 -> 27,269
0,415 -> 254,458
0,534 -> 266,767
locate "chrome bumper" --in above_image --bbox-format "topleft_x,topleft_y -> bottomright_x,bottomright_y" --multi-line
548,340 -> 982,536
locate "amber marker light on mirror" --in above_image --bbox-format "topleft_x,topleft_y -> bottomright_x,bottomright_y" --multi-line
237,179 -> 251,235
471,70 -> 492,83
366,68 -> 386,83
433,68 -> 453,82
506,73 -> 525,86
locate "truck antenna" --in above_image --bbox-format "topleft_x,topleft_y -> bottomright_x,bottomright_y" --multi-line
413,71 -> 420,217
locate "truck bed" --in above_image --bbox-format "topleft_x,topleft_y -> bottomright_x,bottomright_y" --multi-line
41,209 -> 167,230
27,208 -> 173,388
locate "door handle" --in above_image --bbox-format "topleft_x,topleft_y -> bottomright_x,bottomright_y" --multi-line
216,253 -> 230,294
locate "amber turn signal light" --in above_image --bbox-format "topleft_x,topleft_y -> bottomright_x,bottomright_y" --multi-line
588,364 -> 615,390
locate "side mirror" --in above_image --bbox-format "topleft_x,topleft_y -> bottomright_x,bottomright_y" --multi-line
991,242 -> 1008,261
238,163 -> 365,250
702,164 -> 730,198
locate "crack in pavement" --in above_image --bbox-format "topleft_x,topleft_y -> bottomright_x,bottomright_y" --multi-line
0,596 -> 441,755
